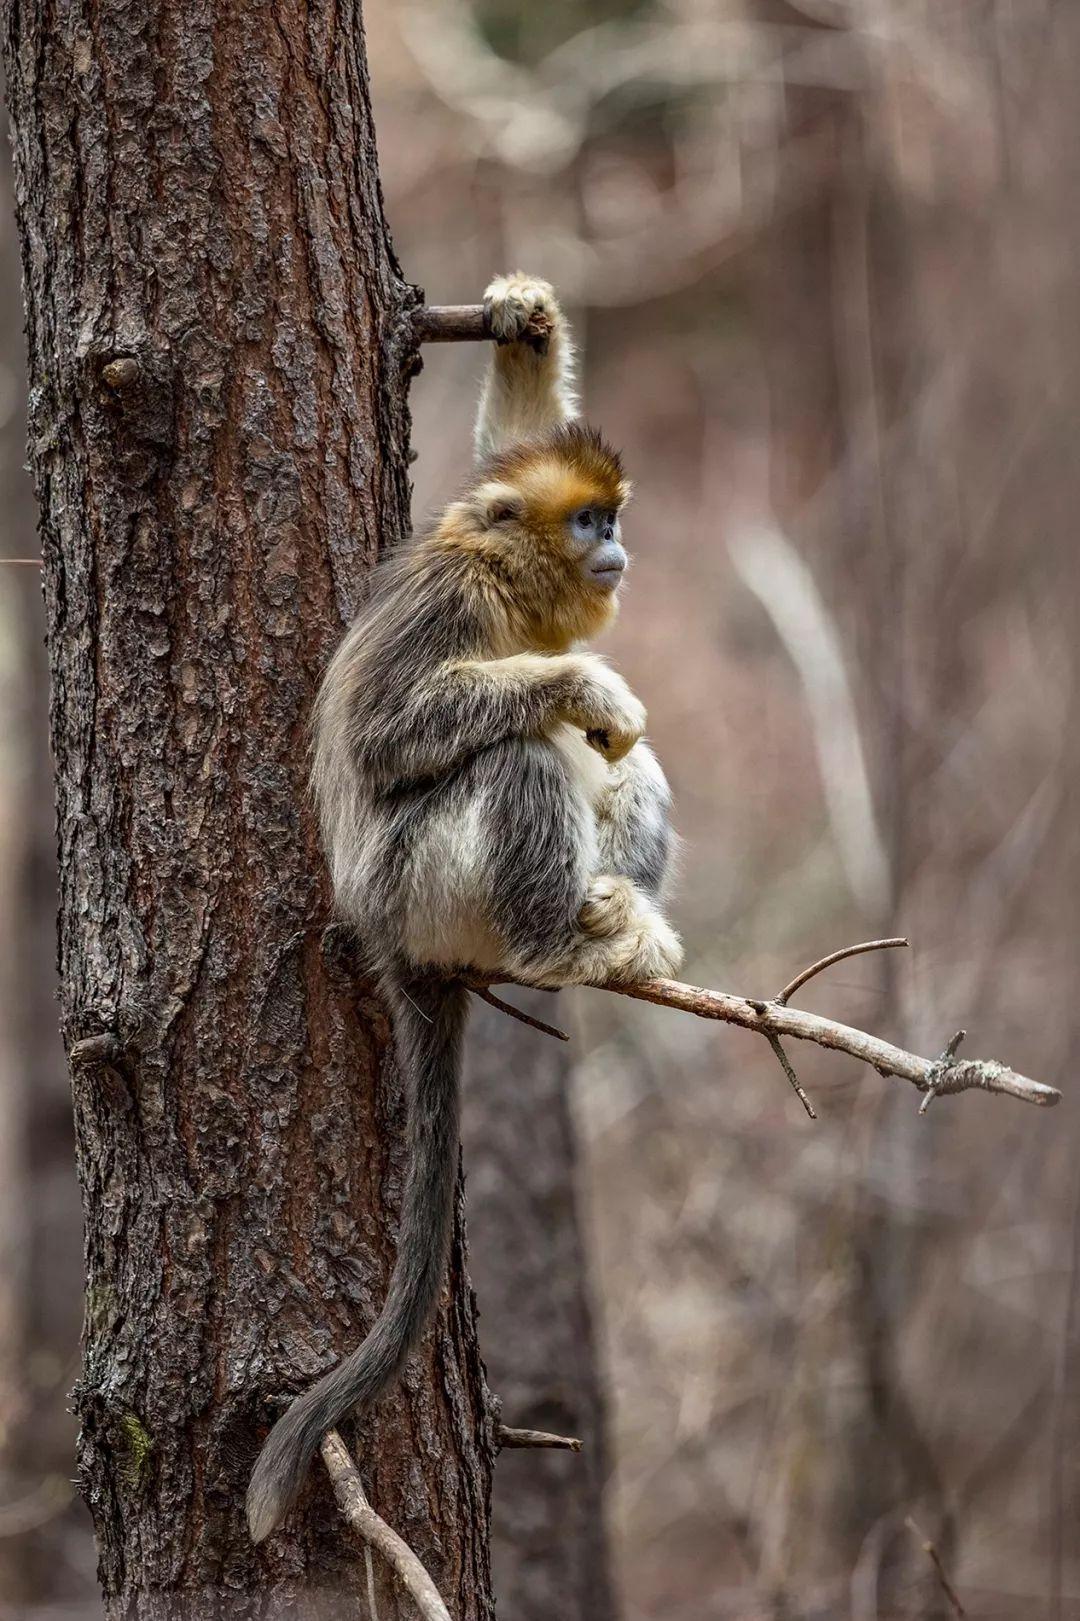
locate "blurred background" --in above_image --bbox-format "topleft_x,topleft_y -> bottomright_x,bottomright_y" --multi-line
1,1 -> 1076,1616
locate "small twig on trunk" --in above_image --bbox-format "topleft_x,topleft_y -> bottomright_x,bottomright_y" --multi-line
496,1424 -> 583,1452
456,940 -> 1059,1111
469,984 -> 569,1041
413,304 -> 491,344
320,1430 -> 451,1621
69,1032 -> 126,1068
905,1515 -> 966,1617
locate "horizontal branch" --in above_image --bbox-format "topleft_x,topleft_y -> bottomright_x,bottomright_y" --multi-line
321,1430 -> 451,1621
459,942 -> 1059,1111
496,1423 -> 583,1452
604,977 -> 1059,1108
413,304 -> 490,344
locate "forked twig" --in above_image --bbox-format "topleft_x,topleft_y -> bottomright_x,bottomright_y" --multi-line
321,1430 -> 451,1621
609,973 -> 1058,1109
920,1029 -> 967,1115
760,935 -> 907,1115
457,939 -> 1059,1112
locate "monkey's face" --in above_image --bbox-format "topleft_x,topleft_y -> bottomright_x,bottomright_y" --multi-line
458,487 -> 627,648
566,505 -> 626,594
447,422 -> 633,648
497,490 -> 629,647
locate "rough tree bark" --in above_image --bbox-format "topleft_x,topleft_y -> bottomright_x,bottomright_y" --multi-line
2,2 -> 494,1617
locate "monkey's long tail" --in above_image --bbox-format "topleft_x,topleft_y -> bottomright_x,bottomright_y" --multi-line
245,974 -> 469,1544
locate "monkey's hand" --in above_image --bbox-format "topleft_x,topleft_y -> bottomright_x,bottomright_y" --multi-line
562,656 -> 646,765
484,272 -> 561,355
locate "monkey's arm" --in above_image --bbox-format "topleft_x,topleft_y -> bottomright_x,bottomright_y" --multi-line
360,653 -> 643,789
474,273 -> 578,460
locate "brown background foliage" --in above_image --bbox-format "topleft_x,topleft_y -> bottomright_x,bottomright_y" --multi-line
1,2 -> 1077,1617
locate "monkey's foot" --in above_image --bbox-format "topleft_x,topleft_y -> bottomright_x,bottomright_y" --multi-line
578,875 -> 639,938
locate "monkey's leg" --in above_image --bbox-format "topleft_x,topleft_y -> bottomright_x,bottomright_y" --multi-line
477,738 -> 681,985
594,741 -> 676,902
473,273 -> 578,460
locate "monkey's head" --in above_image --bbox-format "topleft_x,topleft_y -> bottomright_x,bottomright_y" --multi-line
442,423 -> 633,649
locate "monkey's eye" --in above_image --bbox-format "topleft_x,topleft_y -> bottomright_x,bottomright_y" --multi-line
572,509 -> 594,532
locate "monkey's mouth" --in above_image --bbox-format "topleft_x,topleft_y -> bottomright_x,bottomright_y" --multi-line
589,565 -> 625,589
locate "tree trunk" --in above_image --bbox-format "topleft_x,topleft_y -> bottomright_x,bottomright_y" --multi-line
463,995 -> 619,1621
1,3 -> 494,1617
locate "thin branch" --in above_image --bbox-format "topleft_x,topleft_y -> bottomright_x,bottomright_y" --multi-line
729,525 -> 890,914
905,1515 -> 966,1617
774,936 -> 908,1005
457,942 -> 1060,1110
0,1475 -> 73,1537
612,974 -> 1058,1108
320,1430 -> 451,1621
0,557 -> 43,566
413,304 -> 490,344
496,1424 -> 583,1452
469,983 -> 569,1041
764,1032 -> 817,1119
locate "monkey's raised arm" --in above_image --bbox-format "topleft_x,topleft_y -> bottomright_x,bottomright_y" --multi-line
355,653 -> 644,791
474,273 -> 579,461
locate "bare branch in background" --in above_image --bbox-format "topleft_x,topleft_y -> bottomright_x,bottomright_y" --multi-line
904,1515 -> 966,1617
0,1477 -> 73,1538
728,523 -> 891,916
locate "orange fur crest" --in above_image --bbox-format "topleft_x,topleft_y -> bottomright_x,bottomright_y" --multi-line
481,422 -> 631,522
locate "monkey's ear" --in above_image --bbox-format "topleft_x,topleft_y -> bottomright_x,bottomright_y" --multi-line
474,482 -> 526,529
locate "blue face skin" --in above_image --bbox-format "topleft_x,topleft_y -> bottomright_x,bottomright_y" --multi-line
569,506 -> 626,592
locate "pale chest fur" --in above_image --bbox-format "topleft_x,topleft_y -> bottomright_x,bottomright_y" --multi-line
548,722 -> 613,809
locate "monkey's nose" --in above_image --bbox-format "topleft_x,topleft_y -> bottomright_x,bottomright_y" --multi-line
589,543 -> 627,587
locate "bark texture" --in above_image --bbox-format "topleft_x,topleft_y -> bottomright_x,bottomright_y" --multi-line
2,2 -> 494,1616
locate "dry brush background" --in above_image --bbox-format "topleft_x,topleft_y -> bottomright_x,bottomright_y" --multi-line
0,1 -> 1077,1617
